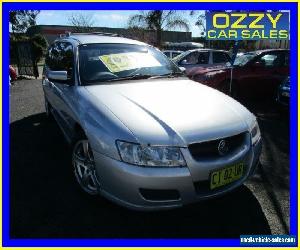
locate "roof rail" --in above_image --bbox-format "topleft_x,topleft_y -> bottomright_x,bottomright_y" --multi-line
59,31 -> 121,38
58,31 -> 71,38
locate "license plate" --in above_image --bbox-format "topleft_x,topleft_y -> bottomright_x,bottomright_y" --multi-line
210,163 -> 244,190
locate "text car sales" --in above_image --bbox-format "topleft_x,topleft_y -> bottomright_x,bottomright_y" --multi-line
206,13 -> 289,39
207,29 -> 288,39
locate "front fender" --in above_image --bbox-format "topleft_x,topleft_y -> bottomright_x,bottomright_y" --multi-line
77,87 -> 137,160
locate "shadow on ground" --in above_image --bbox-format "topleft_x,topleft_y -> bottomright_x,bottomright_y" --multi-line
10,113 -> 271,238
242,100 -> 290,190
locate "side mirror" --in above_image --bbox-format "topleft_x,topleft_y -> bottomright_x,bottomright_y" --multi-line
179,67 -> 186,73
253,61 -> 265,68
48,70 -> 68,81
180,59 -> 188,65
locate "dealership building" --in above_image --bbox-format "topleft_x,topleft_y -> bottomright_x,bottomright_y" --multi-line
27,25 -> 192,46
25,25 -> 290,52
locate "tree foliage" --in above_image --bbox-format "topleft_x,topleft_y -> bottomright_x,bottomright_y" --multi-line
10,34 -> 48,64
68,13 -> 95,32
190,11 -> 206,36
9,10 -> 40,33
128,10 -> 189,47
31,34 -> 48,63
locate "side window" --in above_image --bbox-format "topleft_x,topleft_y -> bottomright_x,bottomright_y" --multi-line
45,44 -> 58,71
45,42 -> 74,80
163,51 -> 170,58
198,52 -> 209,64
258,53 -> 280,67
61,42 -> 74,79
172,52 -> 182,58
181,52 -> 199,64
213,52 -> 230,63
181,51 -> 209,65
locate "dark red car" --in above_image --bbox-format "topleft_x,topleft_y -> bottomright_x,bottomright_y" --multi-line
9,65 -> 17,81
187,49 -> 290,100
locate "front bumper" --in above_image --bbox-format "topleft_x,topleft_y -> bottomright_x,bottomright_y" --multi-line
93,136 -> 262,211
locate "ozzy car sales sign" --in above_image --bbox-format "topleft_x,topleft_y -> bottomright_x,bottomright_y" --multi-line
206,11 -> 289,40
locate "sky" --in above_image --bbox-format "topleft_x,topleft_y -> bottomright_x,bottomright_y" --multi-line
36,10 -> 203,37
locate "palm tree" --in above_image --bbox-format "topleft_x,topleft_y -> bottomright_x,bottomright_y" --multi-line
190,10 -> 206,36
128,10 -> 189,48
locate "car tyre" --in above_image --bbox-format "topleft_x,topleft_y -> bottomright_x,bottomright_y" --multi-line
72,135 -> 99,195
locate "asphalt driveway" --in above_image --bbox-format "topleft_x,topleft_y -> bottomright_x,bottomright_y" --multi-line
9,79 -> 289,238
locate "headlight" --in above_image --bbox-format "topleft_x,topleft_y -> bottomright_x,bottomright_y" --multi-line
116,141 -> 186,167
250,120 -> 261,146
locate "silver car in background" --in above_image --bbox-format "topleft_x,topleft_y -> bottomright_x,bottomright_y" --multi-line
42,33 -> 262,210
173,49 -> 231,69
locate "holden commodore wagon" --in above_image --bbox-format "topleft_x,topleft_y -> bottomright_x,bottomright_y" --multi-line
42,32 -> 262,210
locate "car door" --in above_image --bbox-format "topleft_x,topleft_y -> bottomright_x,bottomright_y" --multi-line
45,41 -> 77,138
178,51 -> 210,70
237,51 -> 289,99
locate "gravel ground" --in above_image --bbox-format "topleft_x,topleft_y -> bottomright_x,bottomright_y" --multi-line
9,79 -> 290,238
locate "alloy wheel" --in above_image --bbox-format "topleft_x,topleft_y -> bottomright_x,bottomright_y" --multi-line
72,140 -> 99,195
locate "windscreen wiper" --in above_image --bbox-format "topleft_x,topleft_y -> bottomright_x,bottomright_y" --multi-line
104,72 -> 184,82
149,72 -> 185,79
104,74 -> 154,82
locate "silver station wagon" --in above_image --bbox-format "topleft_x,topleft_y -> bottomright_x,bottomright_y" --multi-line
42,33 -> 262,210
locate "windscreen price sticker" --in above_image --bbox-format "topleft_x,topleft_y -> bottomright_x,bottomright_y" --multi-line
99,52 -> 161,73
206,12 -> 290,40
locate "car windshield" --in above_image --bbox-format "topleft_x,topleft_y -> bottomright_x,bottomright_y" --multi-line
79,43 -> 182,85
227,53 -> 256,67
